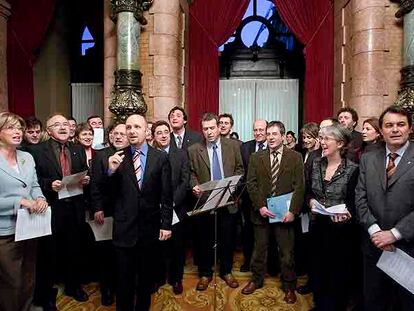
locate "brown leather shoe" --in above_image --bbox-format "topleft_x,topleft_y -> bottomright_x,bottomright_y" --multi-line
221,273 -> 239,288
241,281 -> 257,295
283,289 -> 297,304
196,277 -> 212,291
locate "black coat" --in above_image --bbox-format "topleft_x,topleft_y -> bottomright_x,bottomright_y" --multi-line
109,145 -> 173,248
170,128 -> 202,150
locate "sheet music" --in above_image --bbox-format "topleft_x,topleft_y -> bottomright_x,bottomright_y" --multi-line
92,128 -> 105,149
88,217 -> 113,241
312,200 -> 347,216
172,210 -> 179,225
267,192 -> 292,223
15,207 -> 52,241
188,175 -> 242,216
377,248 -> 414,295
301,213 -> 310,233
58,170 -> 88,199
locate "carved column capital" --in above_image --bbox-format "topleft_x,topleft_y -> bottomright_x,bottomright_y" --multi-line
393,0 -> 414,18
110,0 -> 153,24
0,0 -> 11,20
395,65 -> 414,122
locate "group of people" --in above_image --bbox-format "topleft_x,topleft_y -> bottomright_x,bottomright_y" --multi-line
0,103 -> 413,311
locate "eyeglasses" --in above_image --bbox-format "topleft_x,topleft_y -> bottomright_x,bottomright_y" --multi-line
112,132 -> 126,137
48,122 -> 70,129
1,125 -> 23,132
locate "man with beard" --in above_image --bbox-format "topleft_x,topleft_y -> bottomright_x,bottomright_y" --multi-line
28,114 -> 90,310
90,122 -> 129,306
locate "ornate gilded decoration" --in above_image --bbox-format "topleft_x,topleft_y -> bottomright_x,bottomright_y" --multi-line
395,65 -> 414,121
394,0 -> 414,18
110,0 -> 153,24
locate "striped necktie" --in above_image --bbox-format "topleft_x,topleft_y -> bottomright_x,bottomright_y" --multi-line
133,149 -> 142,187
177,135 -> 183,149
386,153 -> 398,179
271,150 -> 280,196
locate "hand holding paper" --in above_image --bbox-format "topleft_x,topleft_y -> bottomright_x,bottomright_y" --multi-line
58,170 -> 88,199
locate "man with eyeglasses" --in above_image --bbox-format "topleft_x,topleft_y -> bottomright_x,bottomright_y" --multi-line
27,114 -> 90,310
90,122 -> 129,306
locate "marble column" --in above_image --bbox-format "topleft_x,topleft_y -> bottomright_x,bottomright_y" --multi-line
349,0 -> 387,121
109,0 -> 153,122
0,0 -> 11,111
103,0 -> 117,126
394,1 -> 414,116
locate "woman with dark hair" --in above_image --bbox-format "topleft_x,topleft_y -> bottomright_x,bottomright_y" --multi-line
285,130 -> 298,149
361,117 -> 382,153
308,124 -> 360,311
75,123 -> 94,167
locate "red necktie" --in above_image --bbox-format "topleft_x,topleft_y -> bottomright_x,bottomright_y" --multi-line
386,153 -> 398,179
60,145 -> 70,176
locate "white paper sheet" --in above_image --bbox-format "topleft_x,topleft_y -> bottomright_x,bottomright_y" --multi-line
312,200 -> 347,216
172,210 -> 179,226
301,213 -> 310,233
58,170 -> 88,199
92,128 -> 105,149
88,217 -> 113,241
15,207 -> 52,241
377,248 -> 414,295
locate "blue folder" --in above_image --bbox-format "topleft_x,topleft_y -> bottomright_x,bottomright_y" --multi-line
267,192 -> 293,223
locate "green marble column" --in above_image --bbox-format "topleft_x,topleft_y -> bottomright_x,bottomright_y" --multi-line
109,0 -> 153,121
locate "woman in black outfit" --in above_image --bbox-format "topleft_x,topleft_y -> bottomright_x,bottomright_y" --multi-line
308,124 -> 360,311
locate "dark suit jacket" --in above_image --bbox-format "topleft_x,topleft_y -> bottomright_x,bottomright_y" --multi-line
247,146 -> 305,225
170,128 -> 202,150
347,130 -> 363,163
27,140 -> 88,230
356,142 -> 414,257
168,147 -> 190,220
241,140 -> 257,171
109,145 -> 173,248
90,146 -> 117,216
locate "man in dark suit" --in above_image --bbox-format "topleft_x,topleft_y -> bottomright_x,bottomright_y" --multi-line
107,114 -> 173,311
188,113 -> 244,291
242,121 -> 304,305
337,107 -> 363,163
90,122 -> 129,306
239,119 -> 267,272
151,120 -> 190,295
28,114 -> 90,310
356,105 -> 414,311
168,106 -> 202,150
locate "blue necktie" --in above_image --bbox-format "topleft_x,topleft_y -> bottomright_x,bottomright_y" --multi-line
212,143 -> 222,180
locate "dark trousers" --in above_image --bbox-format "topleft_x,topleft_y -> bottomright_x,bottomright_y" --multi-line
193,208 -> 237,277
0,235 -> 36,311
116,243 -> 156,311
310,219 -> 356,311
363,252 -> 414,311
251,223 -> 296,290
97,240 -> 116,293
157,222 -> 186,284
240,202 -> 254,265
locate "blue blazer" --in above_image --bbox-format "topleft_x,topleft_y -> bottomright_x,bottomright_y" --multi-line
0,150 -> 45,235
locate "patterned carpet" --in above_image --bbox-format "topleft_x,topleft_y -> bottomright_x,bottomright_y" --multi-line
54,252 -> 313,311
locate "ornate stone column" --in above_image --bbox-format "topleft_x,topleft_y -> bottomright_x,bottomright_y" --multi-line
0,0 -> 11,111
109,0 -> 153,121
394,0 -> 414,119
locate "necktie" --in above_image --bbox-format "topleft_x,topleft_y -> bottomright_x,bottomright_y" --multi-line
212,143 -> 222,180
60,145 -> 70,176
177,135 -> 183,149
386,153 -> 398,179
258,142 -> 264,151
133,150 -> 142,187
271,150 -> 280,196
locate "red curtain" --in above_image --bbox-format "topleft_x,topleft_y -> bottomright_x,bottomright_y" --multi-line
273,0 -> 334,123
187,0 -> 249,130
7,0 -> 56,117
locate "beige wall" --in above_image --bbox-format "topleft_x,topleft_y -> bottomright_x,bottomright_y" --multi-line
334,0 -> 403,128
33,2 -> 71,123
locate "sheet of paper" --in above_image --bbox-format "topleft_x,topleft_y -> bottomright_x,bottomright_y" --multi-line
58,170 -> 88,199
88,217 -> 113,241
312,200 -> 347,216
92,128 -> 105,149
188,175 -> 243,216
301,212 -> 310,233
377,248 -> 414,295
267,192 -> 293,223
172,210 -> 179,226
15,207 -> 52,241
